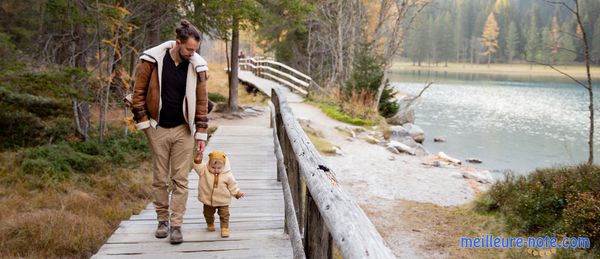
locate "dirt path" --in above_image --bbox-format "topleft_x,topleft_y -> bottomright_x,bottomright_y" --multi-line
287,102 -> 487,258
209,102 -> 486,258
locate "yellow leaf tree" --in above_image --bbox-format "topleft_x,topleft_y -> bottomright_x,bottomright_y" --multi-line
481,12 -> 500,66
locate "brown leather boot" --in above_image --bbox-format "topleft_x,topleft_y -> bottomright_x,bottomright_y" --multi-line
155,221 -> 169,238
221,228 -> 229,238
207,223 -> 216,232
170,226 -> 183,244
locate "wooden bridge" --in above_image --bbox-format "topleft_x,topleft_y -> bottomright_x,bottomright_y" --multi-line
93,58 -> 394,258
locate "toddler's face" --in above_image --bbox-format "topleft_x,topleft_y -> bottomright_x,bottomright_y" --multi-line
209,159 -> 225,173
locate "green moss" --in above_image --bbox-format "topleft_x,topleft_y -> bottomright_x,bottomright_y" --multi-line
304,99 -> 375,126
208,92 -> 227,103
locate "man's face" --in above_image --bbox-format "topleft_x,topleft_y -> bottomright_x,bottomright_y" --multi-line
176,38 -> 200,60
209,159 -> 224,173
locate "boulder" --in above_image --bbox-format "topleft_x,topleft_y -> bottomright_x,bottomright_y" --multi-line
434,137 -> 446,143
335,126 -> 356,138
414,144 -> 430,156
449,171 -> 464,179
387,95 -> 416,125
364,135 -> 379,144
388,140 -> 416,156
386,144 -> 401,154
403,123 -> 425,143
438,152 -> 461,165
333,146 -> 344,156
466,158 -> 482,164
388,126 -> 411,141
463,170 -> 494,184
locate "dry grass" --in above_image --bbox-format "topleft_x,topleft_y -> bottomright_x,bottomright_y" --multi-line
392,61 -> 600,79
0,149 -> 152,258
361,198 -> 532,258
208,63 -> 230,98
300,124 -> 339,155
208,63 -> 269,108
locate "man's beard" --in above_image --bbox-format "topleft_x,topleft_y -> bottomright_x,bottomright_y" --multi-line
178,50 -> 191,61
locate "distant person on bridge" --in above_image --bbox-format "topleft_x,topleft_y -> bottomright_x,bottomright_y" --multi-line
193,150 -> 245,238
131,19 -> 210,245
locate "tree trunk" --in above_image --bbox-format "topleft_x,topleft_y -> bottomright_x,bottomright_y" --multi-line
574,0 -> 594,165
307,23 -> 312,76
228,16 -> 240,113
146,3 -> 161,47
74,0 -> 89,140
100,45 -> 116,141
373,67 -> 389,112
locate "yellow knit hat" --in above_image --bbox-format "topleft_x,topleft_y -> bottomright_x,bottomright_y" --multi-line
208,150 -> 226,162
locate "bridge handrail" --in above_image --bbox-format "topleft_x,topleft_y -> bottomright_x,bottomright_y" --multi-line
270,87 -> 395,258
240,57 -> 314,96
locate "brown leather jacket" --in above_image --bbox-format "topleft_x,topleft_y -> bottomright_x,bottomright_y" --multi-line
131,46 -> 209,140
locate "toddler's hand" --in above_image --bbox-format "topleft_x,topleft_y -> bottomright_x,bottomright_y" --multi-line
234,192 -> 245,199
194,151 -> 203,164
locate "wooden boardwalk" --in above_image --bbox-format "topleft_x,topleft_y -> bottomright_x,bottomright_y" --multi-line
93,125 -> 292,258
238,70 -> 304,103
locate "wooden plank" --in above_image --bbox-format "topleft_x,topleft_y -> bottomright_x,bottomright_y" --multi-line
95,239 -> 291,255
104,229 -> 288,243
238,71 -> 304,103
94,248 -> 292,259
258,65 -> 310,87
262,72 -> 309,96
92,125 -> 293,258
121,217 -> 284,225
260,59 -> 312,82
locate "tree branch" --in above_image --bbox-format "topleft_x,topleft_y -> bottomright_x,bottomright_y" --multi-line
543,0 -> 577,14
416,81 -> 433,98
526,58 -> 588,89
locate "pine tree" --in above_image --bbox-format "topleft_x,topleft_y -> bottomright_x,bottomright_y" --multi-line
549,16 -> 561,63
481,12 -> 500,66
541,27 -> 551,63
558,20 -> 577,64
591,16 -> 600,64
505,21 -> 520,63
438,12 -> 454,66
525,5 -> 541,63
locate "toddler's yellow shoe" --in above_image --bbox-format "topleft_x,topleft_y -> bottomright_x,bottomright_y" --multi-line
221,228 -> 229,238
207,223 -> 215,232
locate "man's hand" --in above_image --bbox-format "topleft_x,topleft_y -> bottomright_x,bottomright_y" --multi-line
196,140 -> 206,154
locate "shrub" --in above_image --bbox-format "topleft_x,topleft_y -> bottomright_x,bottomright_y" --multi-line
208,92 -> 227,103
18,133 -> 149,180
0,67 -> 89,151
476,164 -> 600,249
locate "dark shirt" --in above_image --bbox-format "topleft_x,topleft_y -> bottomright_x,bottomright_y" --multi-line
159,50 -> 189,128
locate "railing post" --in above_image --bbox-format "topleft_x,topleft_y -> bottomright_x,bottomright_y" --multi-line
305,192 -> 332,258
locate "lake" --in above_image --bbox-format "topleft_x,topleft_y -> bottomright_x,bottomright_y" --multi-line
389,69 -> 599,174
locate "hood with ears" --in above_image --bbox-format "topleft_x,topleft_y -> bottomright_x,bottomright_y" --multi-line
207,155 -> 231,175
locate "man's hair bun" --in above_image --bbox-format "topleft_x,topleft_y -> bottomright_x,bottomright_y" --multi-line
176,19 -> 201,42
180,19 -> 191,28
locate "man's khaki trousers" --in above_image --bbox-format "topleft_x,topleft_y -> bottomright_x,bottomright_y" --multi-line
144,124 -> 194,226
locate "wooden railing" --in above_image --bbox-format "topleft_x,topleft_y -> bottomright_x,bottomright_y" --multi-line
240,57 -> 322,96
269,87 -> 395,259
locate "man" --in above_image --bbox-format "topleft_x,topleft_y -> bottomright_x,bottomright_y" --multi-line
131,20 -> 209,244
